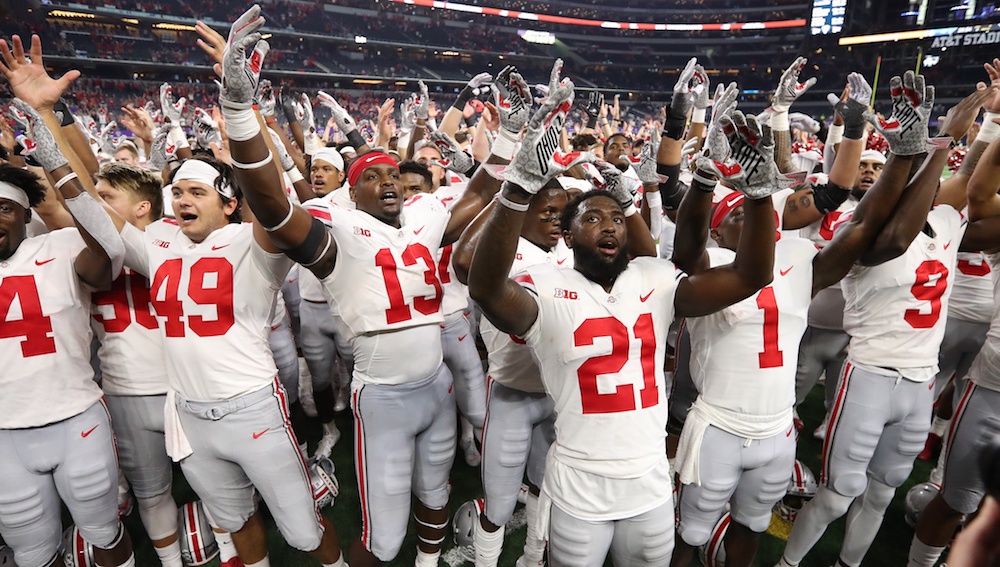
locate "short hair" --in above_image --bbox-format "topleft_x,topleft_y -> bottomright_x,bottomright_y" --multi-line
604,133 -> 631,151
115,143 -> 139,159
558,189 -> 619,232
398,160 -> 433,190
96,162 -> 164,220
570,133 -> 599,151
167,155 -> 243,223
0,164 -> 46,208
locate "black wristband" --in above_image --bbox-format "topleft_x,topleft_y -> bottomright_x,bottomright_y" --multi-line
812,181 -> 851,214
656,162 -> 683,207
346,129 -> 367,150
52,100 -> 75,127
586,115 -> 598,129
661,182 -> 688,210
843,120 -> 865,140
452,87 -> 474,111
663,118 -> 686,140
466,160 -> 482,177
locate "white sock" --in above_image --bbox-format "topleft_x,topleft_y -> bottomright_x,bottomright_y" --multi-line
522,493 -> 545,565
841,479 -> 896,566
213,529 -> 238,562
782,486 -> 854,564
930,416 -> 948,437
907,535 -> 946,567
474,519 -> 504,567
153,541 -> 183,567
461,416 -> 474,442
322,553 -> 347,567
415,549 -> 441,567
245,557 -> 271,567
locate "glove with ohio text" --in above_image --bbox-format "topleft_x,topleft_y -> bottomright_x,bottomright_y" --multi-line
491,65 -> 533,139
502,79 -> 593,194
219,4 -> 269,110
864,71 -> 934,155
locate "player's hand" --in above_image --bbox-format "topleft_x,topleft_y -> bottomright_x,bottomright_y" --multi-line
594,160 -> 640,210
939,85 -> 998,143
219,4 -> 269,110
663,57 -> 700,139
145,124 -> 174,171
429,131 -> 476,175
11,98 -> 68,172
503,79 -> 593,194
98,121 -> 117,155
317,90 -> 358,134
630,139 -> 664,185
711,82 -> 739,126
693,64 -> 710,111
399,95 -> 416,132
865,70 -> 935,156
160,83 -> 187,125
465,72 -> 493,97
255,79 -> 276,117
267,127 -> 295,172
491,65 -> 532,139
297,93 -> 315,133
694,100 -> 742,186
789,112 -> 820,134
979,58 -> 1000,115
826,72 -> 870,139
584,90 -> 604,120
0,35 -> 79,111
9,103 -> 28,131
413,81 -> 429,121
194,107 -> 222,148
724,111 -> 793,199
771,56 -> 816,113
377,97 -> 395,141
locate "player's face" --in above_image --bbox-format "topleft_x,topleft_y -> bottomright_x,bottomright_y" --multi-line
172,180 -> 236,243
96,179 -> 146,226
415,146 -> 445,188
853,159 -> 884,196
0,198 -> 28,261
604,135 -> 631,171
400,172 -> 431,200
310,159 -> 344,197
710,205 -> 744,251
350,163 -> 404,226
522,187 -> 568,251
114,148 -> 137,165
564,195 -> 629,284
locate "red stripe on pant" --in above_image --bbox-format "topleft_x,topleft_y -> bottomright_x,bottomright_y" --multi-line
821,362 -> 853,485
353,388 -> 372,549
942,382 -> 977,490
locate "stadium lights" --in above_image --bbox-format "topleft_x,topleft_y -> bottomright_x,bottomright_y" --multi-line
519,30 -> 556,45
923,54 -> 941,67
355,35 -> 368,44
122,18 -> 140,24
49,10 -> 96,19
354,79 -> 383,85
153,23 -> 197,31
441,51 -> 461,55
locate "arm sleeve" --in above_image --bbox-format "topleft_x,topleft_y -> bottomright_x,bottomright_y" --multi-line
120,222 -> 150,277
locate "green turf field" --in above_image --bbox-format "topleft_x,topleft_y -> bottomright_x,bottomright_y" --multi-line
22,378 -> 936,566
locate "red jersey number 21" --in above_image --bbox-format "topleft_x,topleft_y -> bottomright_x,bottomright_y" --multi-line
575,314 -> 658,414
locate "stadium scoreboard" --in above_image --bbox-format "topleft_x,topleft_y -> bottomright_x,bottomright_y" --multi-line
811,0 -> 847,35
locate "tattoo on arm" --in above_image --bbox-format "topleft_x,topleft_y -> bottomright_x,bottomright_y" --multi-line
959,140 -> 990,177
799,195 -> 812,210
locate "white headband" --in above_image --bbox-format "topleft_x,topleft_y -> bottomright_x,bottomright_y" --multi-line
173,159 -> 234,199
861,149 -> 887,165
0,180 -> 30,209
312,147 -> 344,171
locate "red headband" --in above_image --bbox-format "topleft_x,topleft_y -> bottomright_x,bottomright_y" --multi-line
347,151 -> 399,187
711,193 -> 745,229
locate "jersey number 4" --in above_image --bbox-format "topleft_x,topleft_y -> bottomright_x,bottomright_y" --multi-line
376,243 -> 442,325
0,275 -> 56,357
150,258 -> 235,337
575,314 -> 658,414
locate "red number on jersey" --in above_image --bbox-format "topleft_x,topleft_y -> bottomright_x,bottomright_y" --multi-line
958,257 -> 991,277
756,286 -> 784,368
438,244 -> 453,285
150,258 -> 236,337
93,271 -> 158,333
574,314 -> 658,414
0,275 -> 57,357
375,243 -> 443,325
905,259 -> 949,329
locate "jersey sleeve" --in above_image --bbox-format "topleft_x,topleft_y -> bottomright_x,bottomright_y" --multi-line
513,269 -> 543,346
250,237 -> 293,288
120,221 -> 150,277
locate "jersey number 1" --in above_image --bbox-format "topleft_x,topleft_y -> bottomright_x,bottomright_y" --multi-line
575,314 -> 658,414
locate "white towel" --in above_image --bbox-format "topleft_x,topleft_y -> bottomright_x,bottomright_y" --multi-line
163,390 -> 193,462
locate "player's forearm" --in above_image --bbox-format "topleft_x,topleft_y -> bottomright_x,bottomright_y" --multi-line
229,133 -> 293,230
443,156 -> 505,245
468,183 -> 528,307
773,127 -> 794,174
453,201 -> 495,284
966,139 -> 1000,221
626,208 -> 656,258
670,176 -> 714,274
731,196 -> 775,290
439,106 -> 463,137
828,136 -> 864,189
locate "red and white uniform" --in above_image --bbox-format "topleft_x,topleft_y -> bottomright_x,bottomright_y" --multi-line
969,252 -> 1000,392
520,258 -> 680,520
91,268 -> 167,396
482,237 -> 572,393
0,228 -> 102,428
317,194 -> 450,385
799,199 -> 857,330
841,205 -> 967,378
950,251 -> 994,325
434,183 -> 470,317
120,220 -> 292,401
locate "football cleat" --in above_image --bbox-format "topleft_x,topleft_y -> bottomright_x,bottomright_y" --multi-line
918,432 -> 942,461
813,411 -> 830,441
314,422 -> 341,460
0,545 -> 17,566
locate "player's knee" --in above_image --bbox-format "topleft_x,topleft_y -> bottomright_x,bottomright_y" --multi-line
483,496 -> 516,528
283,521 -> 324,553
86,520 -> 125,551
678,519 -> 714,547
136,491 -> 179,541
830,471 -> 869,498
371,531 -> 407,563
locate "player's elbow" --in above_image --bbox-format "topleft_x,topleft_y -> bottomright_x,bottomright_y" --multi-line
858,237 -> 907,266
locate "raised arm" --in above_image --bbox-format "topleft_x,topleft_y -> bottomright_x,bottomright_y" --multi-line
441,72 -> 492,137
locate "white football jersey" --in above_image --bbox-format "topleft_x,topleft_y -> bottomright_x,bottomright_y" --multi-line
434,183 -> 470,316
842,205 -> 966,375
299,195 -> 343,305
969,251 -> 1000,391
949,251 -> 994,324
799,200 -> 857,330
120,220 -> 293,402
687,239 -> 817,426
91,268 -> 168,396
0,228 -> 104,428
521,258 -> 681,479
481,237 -> 573,393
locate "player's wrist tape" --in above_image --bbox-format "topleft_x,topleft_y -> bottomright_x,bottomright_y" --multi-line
286,166 -> 305,184
220,106 -> 260,142
843,119 -> 866,140
692,107 -> 707,124
826,123 -> 844,145
622,202 -> 637,217
663,117 -> 686,140
452,87 -> 474,110
645,190 -> 662,209
586,115 -> 598,129
52,100 -> 76,127
813,181 -> 851,214
691,169 -> 717,191
770,110 -> 789,131
979,112 -> 1000,144
53,172 -> 78,190
230,151 -> 274,170
64,191 -> 126,275
346,130 -> 367,150
492,131 -> 518,160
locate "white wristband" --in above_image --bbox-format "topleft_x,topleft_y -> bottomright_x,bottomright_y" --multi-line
54,172 -> 78,190
645,190 -> 662,209
826,123 -> 844,145
770,110 -> 789,131
230,151 -> 274,170
221,107 -> 261,142
692,108 -> 707,124
492,131 -> 518,160
622,203 -> 637,217
287,166 -> 304,184
979,112 -> 1000,144
499,193 -> 530,212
